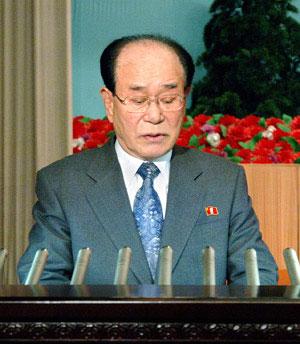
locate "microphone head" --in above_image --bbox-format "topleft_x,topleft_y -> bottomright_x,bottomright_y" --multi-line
24,248 -> 48,285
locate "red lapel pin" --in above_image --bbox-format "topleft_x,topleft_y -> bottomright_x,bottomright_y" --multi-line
205,206 -> 219,216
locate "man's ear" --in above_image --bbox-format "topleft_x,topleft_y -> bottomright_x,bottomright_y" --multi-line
100,87 -> 114,122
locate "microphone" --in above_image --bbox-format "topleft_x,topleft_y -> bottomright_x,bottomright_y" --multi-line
0,248 -> 8,277
30,285 -> 49,297
245,248 -> 260,286
283,247 -> 300,285
114,247 -> 132,285
284,285 -> 300,299
70,248 -> 91,285
73,285 -> 92,297
116,285 -> 131,298
202,246 -> 216,285
158,246 -> 173,285
24,248 -> 48,285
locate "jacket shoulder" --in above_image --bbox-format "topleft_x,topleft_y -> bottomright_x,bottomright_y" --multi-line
174,146 -> 243,174
38,148 -> 101,175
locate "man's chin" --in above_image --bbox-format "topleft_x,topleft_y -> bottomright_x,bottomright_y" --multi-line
138,146 -> 172,161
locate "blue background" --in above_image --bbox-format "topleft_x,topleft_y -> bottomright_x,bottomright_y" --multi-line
72,0 -> 300,118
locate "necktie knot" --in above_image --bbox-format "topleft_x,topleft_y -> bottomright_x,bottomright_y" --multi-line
137,162 -> 160,180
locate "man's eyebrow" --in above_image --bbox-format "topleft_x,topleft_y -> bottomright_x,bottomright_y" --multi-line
128,83 -> 178,91
129,85 -> 146,91
161,83 -> 178,89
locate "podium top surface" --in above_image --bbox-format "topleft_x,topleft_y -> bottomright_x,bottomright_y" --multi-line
0,284 -> 299,301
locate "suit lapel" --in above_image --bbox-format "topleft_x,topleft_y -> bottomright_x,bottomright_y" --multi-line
85,142 -> 152,283
160,147 -> 207,274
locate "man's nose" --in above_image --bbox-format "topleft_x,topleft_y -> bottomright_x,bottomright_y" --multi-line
143,99 -> 163,123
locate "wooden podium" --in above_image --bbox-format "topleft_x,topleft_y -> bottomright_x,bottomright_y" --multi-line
0,285 -> 300,343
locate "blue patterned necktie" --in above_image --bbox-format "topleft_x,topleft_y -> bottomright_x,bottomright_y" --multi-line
133,162 -> 164,279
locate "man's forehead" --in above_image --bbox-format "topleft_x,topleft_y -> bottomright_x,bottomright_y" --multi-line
116,40 -> 181,68
115,41 -> 185,88
118,39 -> 168,56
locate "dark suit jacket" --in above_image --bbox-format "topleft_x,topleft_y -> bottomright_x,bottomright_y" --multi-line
18,141 -> 278,285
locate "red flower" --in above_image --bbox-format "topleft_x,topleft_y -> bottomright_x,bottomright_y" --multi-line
253,155 -> 274,163
217,138 -> 230,150
73,146 -> 82,154
73,116 -> 88,139
252,138 -> 294,163
193,114 -> 212,127
85,131 -> 109,149
182,116 -> 190,124
276,141 -> 294,151
219,115 -> 239,126
239,115 -> 260,127
235,149 -> 254,163
88,119 -> 105,132
226,125 -> 246,141
253,139 -> 276,163
266,117 -> 284,127
255,138 -> 276,150
176,128 -> 193,147
291,116 -> 300,130
73,114 -> 300,163
74,115 -> 85,122
293,152 -> 300,161
291,129 -> 300,143
244,125 -> 262,138
272,128 -> 289,141
89,119 -> 113,133
226,125 -> 260,148
188,124 -> 202,137
276,149 -> 295,163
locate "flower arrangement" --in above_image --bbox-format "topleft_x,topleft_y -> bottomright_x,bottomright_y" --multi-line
73,116 -> 114,153
73,114 -> 300,163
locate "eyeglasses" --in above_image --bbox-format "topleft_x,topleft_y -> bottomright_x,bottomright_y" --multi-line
114,94 -> 185,112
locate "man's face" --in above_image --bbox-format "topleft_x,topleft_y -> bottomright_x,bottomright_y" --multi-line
101,41 -> 189,160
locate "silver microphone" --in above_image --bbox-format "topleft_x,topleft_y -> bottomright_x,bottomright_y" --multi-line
0,248 -> 8,279
158,246 -> 173,285
283,247 -> 300,285
70,248 -> 91,285
245,248 -> 260,286
24,248 -> 48,285
284,285 -> 300,298
114,247 -> 132,285
202,246 -> 216,285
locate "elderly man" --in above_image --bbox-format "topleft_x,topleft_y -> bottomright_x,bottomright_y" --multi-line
18,34 -> 277,285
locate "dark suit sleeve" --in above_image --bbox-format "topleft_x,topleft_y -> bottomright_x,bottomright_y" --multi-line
17,169 -> 73,284
227,167 -> 278,285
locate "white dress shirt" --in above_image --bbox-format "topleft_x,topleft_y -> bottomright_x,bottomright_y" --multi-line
115,140 -> 171,217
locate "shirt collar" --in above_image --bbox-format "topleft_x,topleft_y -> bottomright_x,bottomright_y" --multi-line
115,139 -> 172,176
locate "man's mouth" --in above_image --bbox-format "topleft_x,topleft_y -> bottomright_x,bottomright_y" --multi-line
142,134 -> 166,142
